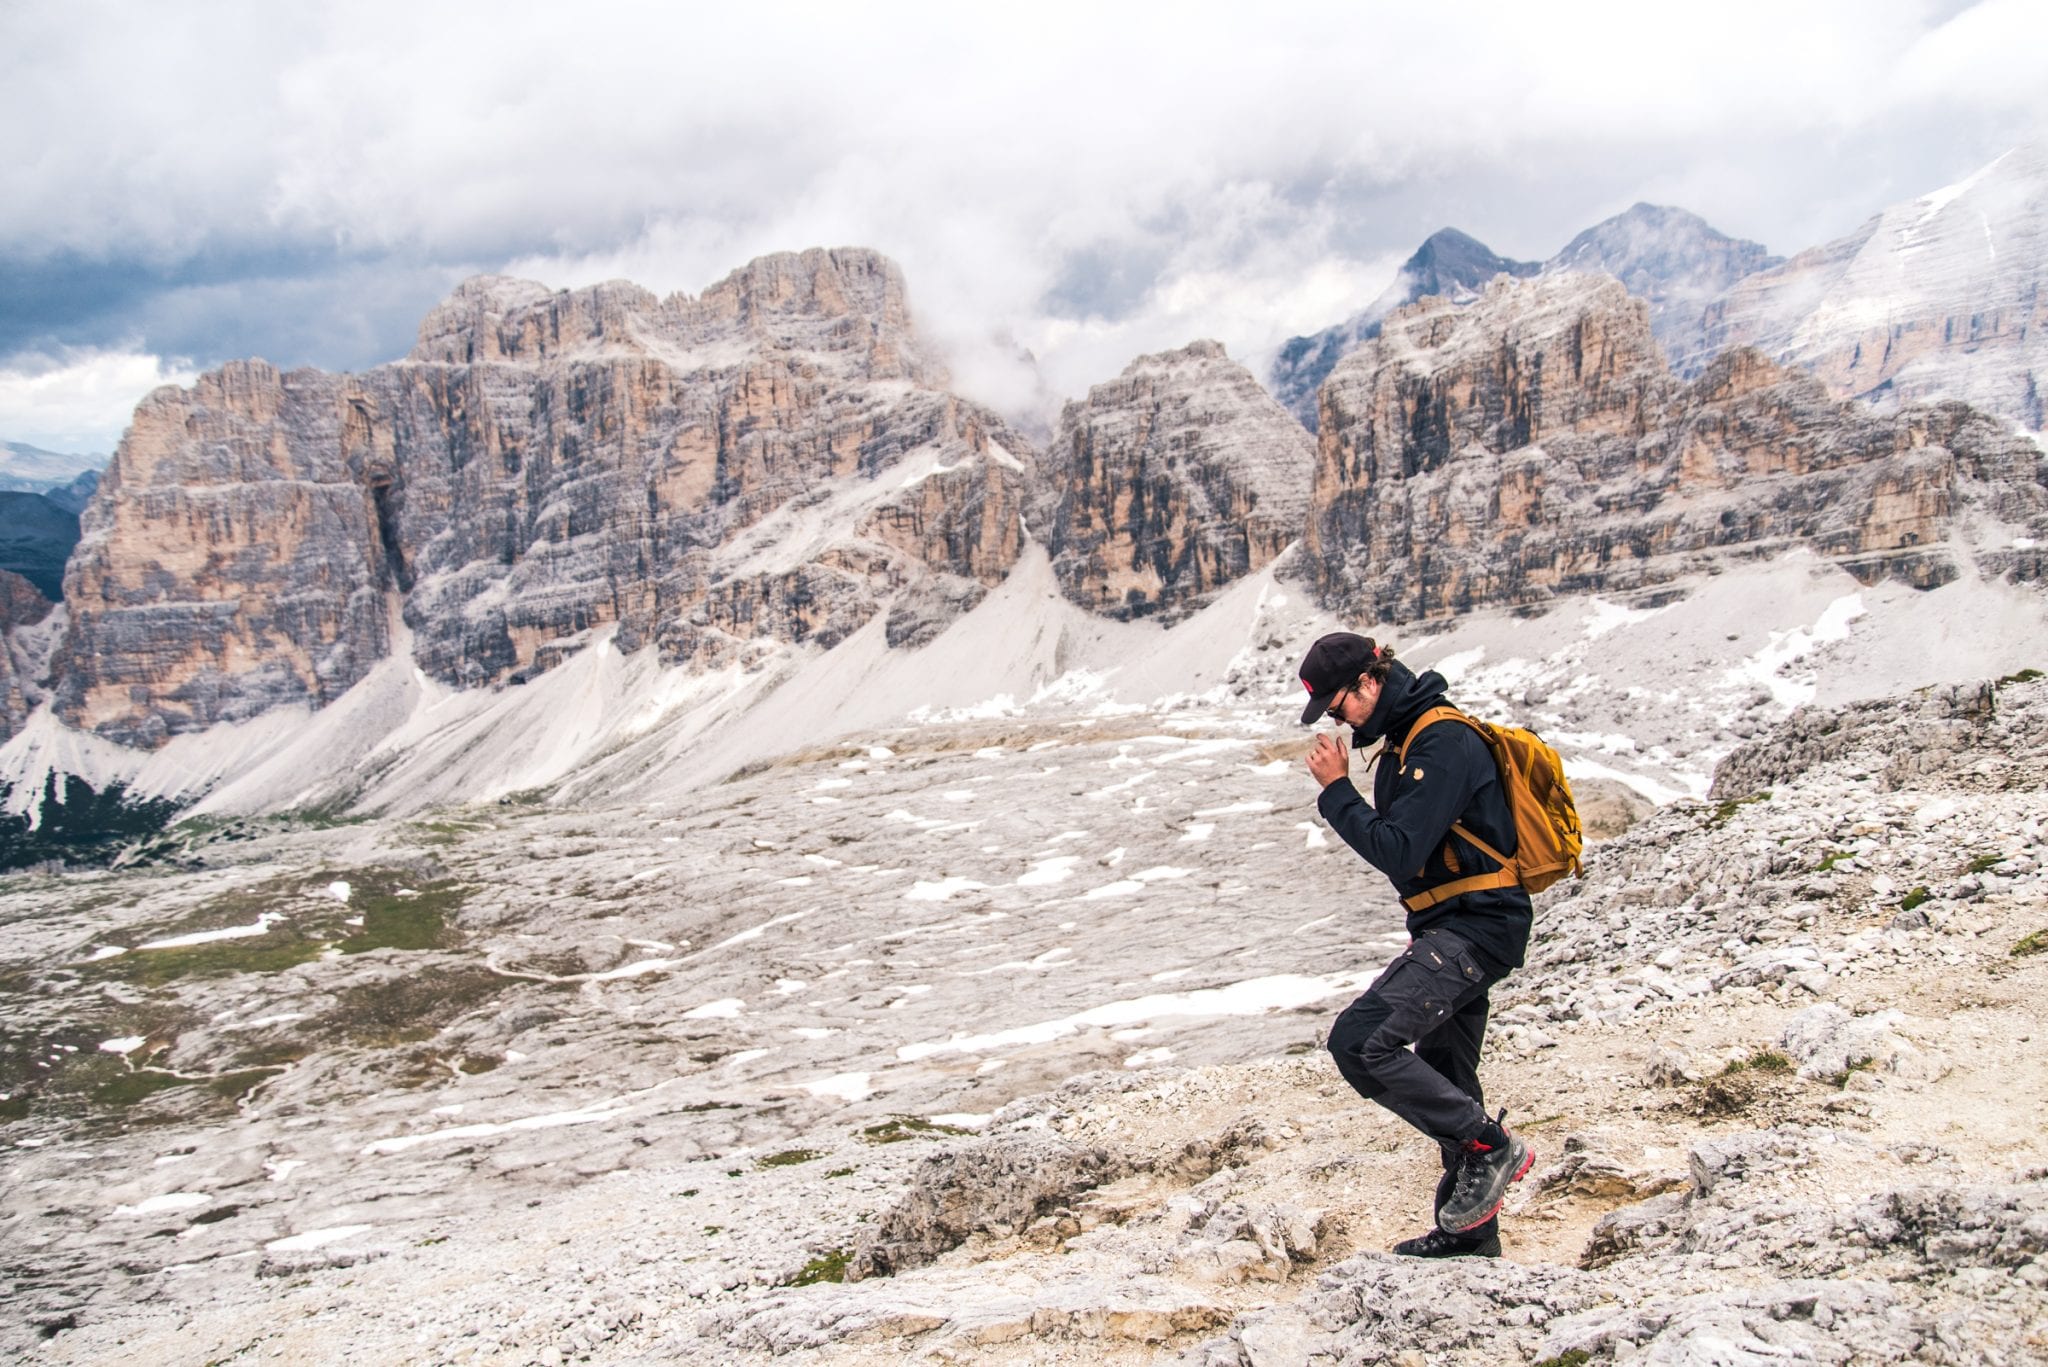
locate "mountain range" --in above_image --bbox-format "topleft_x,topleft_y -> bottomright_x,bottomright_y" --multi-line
1271,144 -> 2045,439
0,147 -> 2045,840
3,146 -> 2048,1367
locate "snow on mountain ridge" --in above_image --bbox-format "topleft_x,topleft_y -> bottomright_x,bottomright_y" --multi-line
1698,143 -> 2048,430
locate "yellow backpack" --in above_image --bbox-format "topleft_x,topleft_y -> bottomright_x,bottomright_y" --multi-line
1394,706 -> 1584,912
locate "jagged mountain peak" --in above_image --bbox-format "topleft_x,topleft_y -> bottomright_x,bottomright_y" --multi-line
1268,228 -> 1537,430
1404,226 -> 1541,296
409,248 -> 935,383
1544,203 -> 1782,367
1120,337 -> 1230,370
1549,202 -> 1775,273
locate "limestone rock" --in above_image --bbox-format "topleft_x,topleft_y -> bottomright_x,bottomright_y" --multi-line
1708,679 -> 2010,799
1174,1200 -> 1322,1284
1306,273 -> 2048,624
846,1135 -> 1127,1279
0,566 -> 54,631
1038,341 -> 1313,620
51,249 -> 1032,744
1779,1004 -> 1940,1084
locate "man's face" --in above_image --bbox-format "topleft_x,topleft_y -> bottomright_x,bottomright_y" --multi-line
1327,671 -> 1382,728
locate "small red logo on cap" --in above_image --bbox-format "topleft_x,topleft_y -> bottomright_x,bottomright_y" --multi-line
1303,679 -> 1313,692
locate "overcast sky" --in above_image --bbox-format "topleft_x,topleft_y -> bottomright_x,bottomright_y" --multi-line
1,0 -> 2043,456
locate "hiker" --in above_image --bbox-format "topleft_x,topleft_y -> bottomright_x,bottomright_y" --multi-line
1299,631 -> 1535,1258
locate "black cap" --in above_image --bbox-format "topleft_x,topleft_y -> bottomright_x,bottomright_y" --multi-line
1298,632 -> 1377,725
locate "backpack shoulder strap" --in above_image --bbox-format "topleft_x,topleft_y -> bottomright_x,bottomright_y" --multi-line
1395,705 -> 1478,768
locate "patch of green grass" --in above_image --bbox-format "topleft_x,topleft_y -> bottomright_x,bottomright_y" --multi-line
859,1115 -> 974,1145
680,1100 -> 741,1113
784,1248 -> 850,1286
825,1167 -> 855,1178
205,1067 -> 285,1102
91,1068 -> 195,1106
333,877 -> 466,950
278,801 -> 372,830
408,819 -> 489,847
1900,886 -> 1931,913
1534,1352 -> 1592,1367
757,1149 -> 820,1169
1996,668 -> 2043,687
0,1094 -> 29,1121
81,934 -> 326,988
1812,850 -> 1851,873
1966,852 -> 2008,875
702,1225 -> 723,1236
328,965 -> 510,1048
1707,792 -> 1771,829
1283,1040 -> 1318,1055
2011,930 -> 2048,958
75,867 -> 467,986
1830,1059 -> 1875,1088
1721,1048 -> 1793,1076
676,1189 -> 698,1198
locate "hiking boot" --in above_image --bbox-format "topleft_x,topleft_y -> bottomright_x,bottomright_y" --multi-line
1392,1226 -> 1501,1259
1437,1117 -> 1533,1234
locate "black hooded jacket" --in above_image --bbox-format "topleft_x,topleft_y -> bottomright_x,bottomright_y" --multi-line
1315,659 -> 1533,973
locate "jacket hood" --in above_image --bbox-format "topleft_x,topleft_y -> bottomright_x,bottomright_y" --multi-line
1350,659 -> 1450,748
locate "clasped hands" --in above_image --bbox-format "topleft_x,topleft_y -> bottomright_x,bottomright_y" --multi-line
1306,730 -> 1351,788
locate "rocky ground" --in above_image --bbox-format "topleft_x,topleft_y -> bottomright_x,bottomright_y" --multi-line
3,674 -> 2045,1364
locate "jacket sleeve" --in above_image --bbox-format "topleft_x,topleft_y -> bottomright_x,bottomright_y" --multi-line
1315,723 -> 1489,881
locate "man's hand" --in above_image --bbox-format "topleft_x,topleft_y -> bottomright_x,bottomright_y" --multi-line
1306,731 -> 1350,788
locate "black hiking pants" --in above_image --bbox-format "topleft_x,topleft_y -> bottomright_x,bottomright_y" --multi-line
1327,928 -> 1507,1238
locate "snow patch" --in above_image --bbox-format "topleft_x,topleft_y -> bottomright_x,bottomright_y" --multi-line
897,970 -> 1375,1061
113,1192 -> 211,1217
801,1072 -> 874,1102
137,913 -> 287,951
266,1225 -> 374,1252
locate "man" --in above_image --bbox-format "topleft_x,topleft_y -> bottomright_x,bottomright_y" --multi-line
1299,631 -> 1534,1258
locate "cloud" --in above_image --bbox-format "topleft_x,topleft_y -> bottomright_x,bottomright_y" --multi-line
0,347 -> 200,455
2,0 -> 2044,443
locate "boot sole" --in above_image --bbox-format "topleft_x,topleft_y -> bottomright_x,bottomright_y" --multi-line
1441,1143 -> 1535,1234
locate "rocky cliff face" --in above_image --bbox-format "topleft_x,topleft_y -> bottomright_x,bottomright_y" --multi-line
1035,341 -> 1314,620
1270,229 -> 1540,431
1308,273 -> 2048,623
52,250 -> 1033,745
0,574 -> 38,741
1694,144 -> 2048,430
